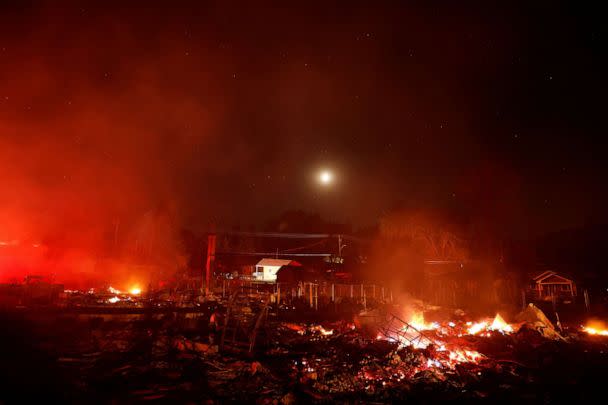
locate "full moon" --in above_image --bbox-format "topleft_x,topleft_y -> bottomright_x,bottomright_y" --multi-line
319,170 -> 333,185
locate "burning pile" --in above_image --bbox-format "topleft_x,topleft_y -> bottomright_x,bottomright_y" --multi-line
105,285 -> 142,304
582,320 -> 608,336
62,284 -> 144,306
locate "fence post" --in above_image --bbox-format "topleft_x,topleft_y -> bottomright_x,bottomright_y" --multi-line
309,283 -> 313,309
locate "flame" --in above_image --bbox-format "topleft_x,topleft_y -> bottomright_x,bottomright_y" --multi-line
467,314 -> 514,335
489,314 -> 514,333
467,321 -> 488,335
108,296 -> 120,303
409,312 -> 439,331
582,320 -> 608,336
129,286 -> 142,295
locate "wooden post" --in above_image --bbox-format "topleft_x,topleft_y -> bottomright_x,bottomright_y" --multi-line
309,283 -> 313,308
205,234 -> 217,295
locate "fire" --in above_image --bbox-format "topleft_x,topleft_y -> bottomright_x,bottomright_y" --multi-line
467,314 -> 514,335
467,321 -> 488,335
447,348 -> 483,364
108,296 -> 120,304
582,320 -> 608,336
129,286 -> 142,295
489,313 -> 514,333
108,285 -> 141,296
310,325 -> 334,336
408,312 -> 439,331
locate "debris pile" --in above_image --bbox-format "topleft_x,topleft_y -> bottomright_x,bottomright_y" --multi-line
3,303 -> 608,402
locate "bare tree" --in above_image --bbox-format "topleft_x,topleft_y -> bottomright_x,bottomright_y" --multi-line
380,210 -> 468,261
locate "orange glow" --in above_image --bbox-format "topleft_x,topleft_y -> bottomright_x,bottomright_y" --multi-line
467,321 -> 488,335
319,170 -> 333,185
129,286 -> 142,295
311,325 -> 334,336
582,320 -> 608,336
466,314 -> 514,335
409,312 -> 439,331
489,313 -> 514,333
108,286 -> 122,294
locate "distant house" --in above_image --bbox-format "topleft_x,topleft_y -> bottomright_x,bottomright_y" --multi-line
253,258 -> 302,282
530,270 -> 576,299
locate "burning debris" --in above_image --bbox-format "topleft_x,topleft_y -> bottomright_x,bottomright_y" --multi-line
582,320 -> 608,336
3,289 -> 608,404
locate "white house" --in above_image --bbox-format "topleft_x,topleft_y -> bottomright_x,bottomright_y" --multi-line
253,258 -> 302,282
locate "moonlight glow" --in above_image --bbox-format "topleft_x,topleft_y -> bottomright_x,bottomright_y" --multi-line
319,170 -> 333,185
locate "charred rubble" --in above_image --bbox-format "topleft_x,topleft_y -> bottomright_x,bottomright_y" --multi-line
2,288 -> 608,403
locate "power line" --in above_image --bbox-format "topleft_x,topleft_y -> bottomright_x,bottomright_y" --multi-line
216,251 -> 331,257
211,230 -> 371,243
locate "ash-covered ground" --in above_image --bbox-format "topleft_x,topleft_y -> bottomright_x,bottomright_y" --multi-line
1,309 -> 608,404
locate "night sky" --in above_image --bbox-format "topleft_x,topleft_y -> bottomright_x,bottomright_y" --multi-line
1,1 -> 606,243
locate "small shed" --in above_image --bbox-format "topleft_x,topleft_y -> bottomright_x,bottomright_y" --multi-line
253,258 -> 302,282
531,270 -> 576,299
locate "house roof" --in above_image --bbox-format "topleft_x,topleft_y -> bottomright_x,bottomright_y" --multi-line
532,270 -> 555,281
532,270 -> 573,284
256,258 -> 302,267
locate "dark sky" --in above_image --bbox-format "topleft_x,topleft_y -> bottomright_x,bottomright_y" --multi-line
1,0 -> 606,242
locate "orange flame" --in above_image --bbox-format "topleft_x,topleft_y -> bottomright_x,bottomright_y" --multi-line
467,314 -> 514,335
409,312 -> 439,331
582,320 -> 608,336
489,313 -> 514,333
129,286 -> 142,295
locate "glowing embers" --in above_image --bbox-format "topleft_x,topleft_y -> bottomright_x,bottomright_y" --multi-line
108,286 -> 122,295
312,325 -> 334,336
105,285 -> 143,304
